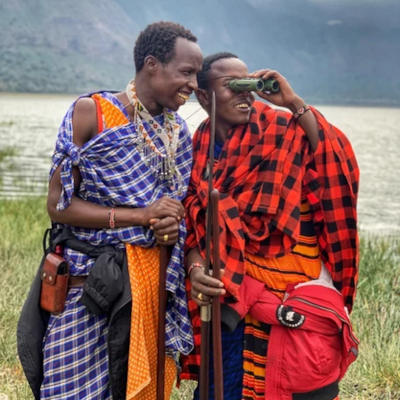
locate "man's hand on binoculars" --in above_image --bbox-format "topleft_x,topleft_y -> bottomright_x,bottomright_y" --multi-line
251,69 -> 319,150
249,69 -> 301,112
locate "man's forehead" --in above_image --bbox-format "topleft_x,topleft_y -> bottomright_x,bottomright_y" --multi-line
173,37 -> 202,60
209,58 -> 248,78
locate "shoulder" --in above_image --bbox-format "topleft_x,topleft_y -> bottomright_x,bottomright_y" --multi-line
72,96 -> 98,146
75,96 -> 96,110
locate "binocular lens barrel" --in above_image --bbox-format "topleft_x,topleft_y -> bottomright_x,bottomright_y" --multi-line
262,79 -> 280,93
228,78 -> 280,93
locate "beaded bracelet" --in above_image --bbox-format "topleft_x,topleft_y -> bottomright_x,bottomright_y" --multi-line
187,262 -> 205,278
293,104 -> 311,119
108,208 -> 116,229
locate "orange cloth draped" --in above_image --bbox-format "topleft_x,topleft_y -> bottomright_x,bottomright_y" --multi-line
91,94 -> 176,399
125,244 -> 176,400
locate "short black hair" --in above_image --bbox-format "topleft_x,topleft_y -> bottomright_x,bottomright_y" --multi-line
134,21 -> 197,72
197,52 -> 238,90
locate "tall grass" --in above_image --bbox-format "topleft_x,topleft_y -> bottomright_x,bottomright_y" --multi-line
0,197 -> 399,399
339,237 -> 400,399
0,197 -> 48,399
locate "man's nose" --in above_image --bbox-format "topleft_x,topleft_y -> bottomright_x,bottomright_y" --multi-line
188,74 -> 198,91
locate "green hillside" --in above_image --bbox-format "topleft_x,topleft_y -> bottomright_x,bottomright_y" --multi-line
1,0 -> 399,105
0,0 -> 135,93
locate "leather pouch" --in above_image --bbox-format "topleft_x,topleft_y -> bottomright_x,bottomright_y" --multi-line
40,252 -> 69,314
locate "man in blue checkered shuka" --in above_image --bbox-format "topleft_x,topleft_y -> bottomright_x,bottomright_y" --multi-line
18,21 -> 202,400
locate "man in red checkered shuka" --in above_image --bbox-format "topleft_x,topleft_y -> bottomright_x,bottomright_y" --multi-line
181,52 -> 359,400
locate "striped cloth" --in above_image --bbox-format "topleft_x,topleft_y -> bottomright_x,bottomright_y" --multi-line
41,91 -> 193,399
241,199 -> 323,399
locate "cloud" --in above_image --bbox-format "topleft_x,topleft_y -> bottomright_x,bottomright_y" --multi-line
246,0 -> 273,8
327,19 -> 343,26
310,0 -> 396,4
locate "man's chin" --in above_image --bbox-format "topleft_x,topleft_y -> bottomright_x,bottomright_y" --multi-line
236,114 -> 251,125
166,100 -> 181,112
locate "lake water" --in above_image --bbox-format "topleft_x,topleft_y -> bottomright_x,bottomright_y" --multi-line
0,92 -> 399,235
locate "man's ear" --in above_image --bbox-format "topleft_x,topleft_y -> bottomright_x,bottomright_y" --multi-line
195,88 -> 210,110
143,55 -> 159,74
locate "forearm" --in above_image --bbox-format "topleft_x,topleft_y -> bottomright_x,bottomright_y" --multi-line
288,96 -> 319,151
186,247 -> 205,268
47,163 -> 150,229
47,195 -> 147,229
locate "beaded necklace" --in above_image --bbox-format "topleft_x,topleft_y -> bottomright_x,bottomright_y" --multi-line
125,79 -> 183,193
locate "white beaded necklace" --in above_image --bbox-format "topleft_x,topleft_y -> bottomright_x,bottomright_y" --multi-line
125,80 -> 183,192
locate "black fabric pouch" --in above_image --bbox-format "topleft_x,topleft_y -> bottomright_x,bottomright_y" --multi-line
79,250 -> 124,315
48,227 -> 126,315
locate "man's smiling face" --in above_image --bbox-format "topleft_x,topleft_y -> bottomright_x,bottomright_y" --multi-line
207,57 -> 255,131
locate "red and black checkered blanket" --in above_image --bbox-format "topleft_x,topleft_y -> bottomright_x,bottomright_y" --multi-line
181,101 -> 359,381
184,100 -> 359,310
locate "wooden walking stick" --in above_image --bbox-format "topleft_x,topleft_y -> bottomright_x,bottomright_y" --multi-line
211,188 -> 223,400
157,245 -> 170,400
199,91 -> 224,400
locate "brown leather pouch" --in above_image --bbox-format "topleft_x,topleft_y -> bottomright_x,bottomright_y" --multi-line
40,252 -> 69,314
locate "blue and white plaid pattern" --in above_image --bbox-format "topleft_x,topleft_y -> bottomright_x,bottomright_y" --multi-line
41,289 -> 110,399
42,92 -> 193,398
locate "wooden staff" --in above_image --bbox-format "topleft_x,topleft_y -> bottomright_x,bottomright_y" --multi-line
211,188 -> 223,400
157,245 -> 169,400
199,92 -> 224,400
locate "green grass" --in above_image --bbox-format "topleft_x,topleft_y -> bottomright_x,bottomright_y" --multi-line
339,236 -> 400,399
0,197 -> 399,399
0,147 -> 18,164
0,147 -> 18,189
0,197 -> 48,399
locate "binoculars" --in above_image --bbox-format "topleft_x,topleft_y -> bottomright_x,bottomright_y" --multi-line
228,78 -> 280,93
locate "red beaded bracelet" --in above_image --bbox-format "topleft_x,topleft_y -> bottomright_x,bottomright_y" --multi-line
293,104 -> 310,119
187,262 -> 205,277
108,208 -> 116,229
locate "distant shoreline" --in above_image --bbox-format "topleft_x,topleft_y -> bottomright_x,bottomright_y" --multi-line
0,91 -> 399,109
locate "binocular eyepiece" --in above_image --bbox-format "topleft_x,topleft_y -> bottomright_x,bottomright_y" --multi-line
228,78 -> 280,93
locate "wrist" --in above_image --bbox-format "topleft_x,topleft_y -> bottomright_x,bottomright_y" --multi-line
108,207 -> 116,228
288,96 -> 305,114
188,262 -> 205,279
293,104 -> 311,120
136,207 -> 149,226
288,97 -> 311,120
121,207 -> 148,227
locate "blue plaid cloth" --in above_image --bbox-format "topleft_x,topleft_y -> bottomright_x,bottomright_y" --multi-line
41,289 -> 110,399
42,92 -> 193,398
